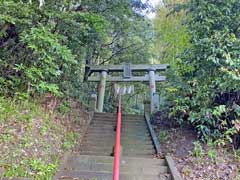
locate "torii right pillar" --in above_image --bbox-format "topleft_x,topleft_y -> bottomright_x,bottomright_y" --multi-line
149,68 -> 156,113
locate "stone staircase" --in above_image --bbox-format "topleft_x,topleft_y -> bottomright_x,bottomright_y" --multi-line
53,112 -> 175,180
80,113 -> 155,157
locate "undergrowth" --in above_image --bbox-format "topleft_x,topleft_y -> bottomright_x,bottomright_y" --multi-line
0,96 -> 80,179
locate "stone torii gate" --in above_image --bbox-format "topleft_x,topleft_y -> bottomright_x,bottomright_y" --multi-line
85,63 -> 169,113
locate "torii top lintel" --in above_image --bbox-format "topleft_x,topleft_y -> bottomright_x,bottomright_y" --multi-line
86,64 -> 169,74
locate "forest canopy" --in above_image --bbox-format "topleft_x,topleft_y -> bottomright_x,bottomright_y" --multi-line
0,0 -> 153,98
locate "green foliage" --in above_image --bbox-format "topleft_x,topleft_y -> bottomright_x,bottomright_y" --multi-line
0,0 -> 153,111
192,141 -> 204,158
153,4 -> 190,65
63,132 -> 81,150
0,96 -> 41,123
0,97 -> 83,179
206,139 -> 217,161
160,0 -> 240,142
58,100 -> 71,114
0,0 -> 100,96
234,149 -> 240,161
4,158 -> 57,180
158,130 -> 170,143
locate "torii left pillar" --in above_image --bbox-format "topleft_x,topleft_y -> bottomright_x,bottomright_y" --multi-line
97,70 -> 107,112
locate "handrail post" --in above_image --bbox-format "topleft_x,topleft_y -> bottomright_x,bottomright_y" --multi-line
89,94 -> 97,111
113,94 -> 122,180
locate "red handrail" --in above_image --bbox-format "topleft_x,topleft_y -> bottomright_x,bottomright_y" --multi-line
113,94 -> 122,180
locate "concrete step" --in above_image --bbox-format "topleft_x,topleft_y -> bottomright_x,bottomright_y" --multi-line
80,141 -> 153,147
87,125 -> 148,131
80,146 -> 114,153
90,121 -> 147,127
79,150 -> 112,156
86,129 -> 149,136
55,170 -> 171,180
80,142 -> 154,149
92,118 -> 144,123
91,121 -> 147,127
93,116 -> 145,121
80,145 -> 154,154
79,150 -> 155,157
79,145 -> 154,153
83,135 -> 152,142
81,130 -> 153,143
64,155 -> 166,166
92,119 -> 146,124
82,137 -> 153,145
86,128 -> 151,135
82,139 -> 153,147
60,161 -> 168,174
94,112 -> 143,118
80,140 -> 154,149
54,155 -> 170,180
93,116 -> 145,122
84,130 -> 151,137
82,139 -> 152,145
83,133 -> 151,140
94,112 -> 116,116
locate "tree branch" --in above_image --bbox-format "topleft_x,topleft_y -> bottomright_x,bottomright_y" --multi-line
99,43 -> 138,65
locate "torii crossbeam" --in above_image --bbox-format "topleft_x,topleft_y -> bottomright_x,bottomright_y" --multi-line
85,63 -> 169,112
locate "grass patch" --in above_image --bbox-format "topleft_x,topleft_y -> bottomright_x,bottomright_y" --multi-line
4,158 -> 57,180
63,132 -> 81,150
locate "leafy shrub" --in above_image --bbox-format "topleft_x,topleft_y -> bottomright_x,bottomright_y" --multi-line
192,141 -> 204,158
164,0 -> 240,144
